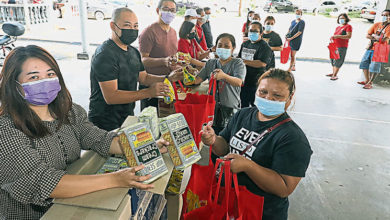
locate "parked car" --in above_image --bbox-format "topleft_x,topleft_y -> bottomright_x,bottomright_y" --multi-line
176,0 -> 198,10
86,0 -> 114,21
263,0 -> 298,13
107,0 -> 151,12
313,1 -> 340,13
346,0 -> 376,12
361,7 -> 377,22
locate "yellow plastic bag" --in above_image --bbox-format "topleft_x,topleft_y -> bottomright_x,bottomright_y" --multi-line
163,78 -> 175,104
183,66 -> 196,86
176,52 -> 192,64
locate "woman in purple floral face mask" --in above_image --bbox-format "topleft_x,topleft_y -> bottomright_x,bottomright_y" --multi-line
0,45 -> 170,219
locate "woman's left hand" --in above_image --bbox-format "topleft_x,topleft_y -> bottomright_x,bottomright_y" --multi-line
286,37 -> 293,42
213,69 -> 227,80
224,154 -> 250,173
156,139 -> 169,154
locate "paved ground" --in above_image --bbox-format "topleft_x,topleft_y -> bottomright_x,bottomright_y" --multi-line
13,38 -> 390,219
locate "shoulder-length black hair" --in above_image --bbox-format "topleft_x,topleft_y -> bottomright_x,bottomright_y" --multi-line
179,21 -> 195,39
216,33 -> 236,48
0,45 -> 72,138
337,13 -> 350,24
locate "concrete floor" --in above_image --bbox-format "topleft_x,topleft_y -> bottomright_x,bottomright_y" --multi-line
286,61 -> 390,220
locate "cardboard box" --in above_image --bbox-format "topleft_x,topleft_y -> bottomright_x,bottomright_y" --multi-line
43,194 -> 132,220
41,151 -> 131,220
158,99 -> 176,118
42,151 -> 175,220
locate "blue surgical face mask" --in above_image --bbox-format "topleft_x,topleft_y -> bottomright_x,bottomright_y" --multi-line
205,14 -> 210,21
254,95 -> 287,117
216,48 -> 231,60
264,25 -> 273,32
248,32 -> 260,42
339,18 -> 345,24
296,14 -> 301,19
382,16 -> 388,23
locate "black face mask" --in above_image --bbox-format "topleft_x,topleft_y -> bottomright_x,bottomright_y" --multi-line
188,32 -> 196,39
114,23 -> 138,45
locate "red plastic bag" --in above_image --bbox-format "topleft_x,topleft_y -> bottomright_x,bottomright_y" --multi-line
372,41 -> 389,63
173,78 -> 217,219
183,159 -> 264,220
182,159 -> 228,220
328,40 -> 340,60
173,77 -> 216,146
280,41 -> 291,64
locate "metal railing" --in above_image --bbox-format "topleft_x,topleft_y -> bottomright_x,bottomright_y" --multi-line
0,3 -> 50,25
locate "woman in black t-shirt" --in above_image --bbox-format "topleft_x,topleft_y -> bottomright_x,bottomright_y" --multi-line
262,16 -> 283,70
201,68 -> 312,220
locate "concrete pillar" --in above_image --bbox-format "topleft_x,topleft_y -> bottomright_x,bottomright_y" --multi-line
77,0 -> 89,60
22,0 -> 31,30
375,0 -> 390,83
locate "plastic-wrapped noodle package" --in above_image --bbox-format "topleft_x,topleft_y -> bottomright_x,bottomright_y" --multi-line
139,106 -> 159,140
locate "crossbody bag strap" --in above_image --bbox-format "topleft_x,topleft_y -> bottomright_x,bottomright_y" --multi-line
240,117 -> 292,156
288,20 -> 300,35
379,23 -> 390,41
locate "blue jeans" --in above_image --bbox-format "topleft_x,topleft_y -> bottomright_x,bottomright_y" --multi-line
359,50 -> 382,73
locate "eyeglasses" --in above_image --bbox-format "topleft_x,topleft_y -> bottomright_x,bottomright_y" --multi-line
249,30 -> 260,33
161,7 -> 176,13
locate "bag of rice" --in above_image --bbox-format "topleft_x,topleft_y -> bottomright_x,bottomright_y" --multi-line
139,106 -> 159,140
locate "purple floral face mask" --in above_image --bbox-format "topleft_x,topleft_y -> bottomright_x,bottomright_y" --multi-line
20,77 -> 61,106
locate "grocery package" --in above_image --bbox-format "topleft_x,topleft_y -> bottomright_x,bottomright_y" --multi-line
165,167 -> 191,195
130,188 -> 167,220
159,113 -> 201,169
139,106 -> 159,139
183,65 -> 198,86
176,52 -> 192,64
96,157 -> 128,174
163,78 -> 175,104
118,123 -> 168,184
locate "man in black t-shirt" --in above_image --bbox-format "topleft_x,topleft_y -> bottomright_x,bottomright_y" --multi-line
89,7 -> 182,131
238,22 -> 272,107
262,16 -> 283,70
202,7 -> 213,49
